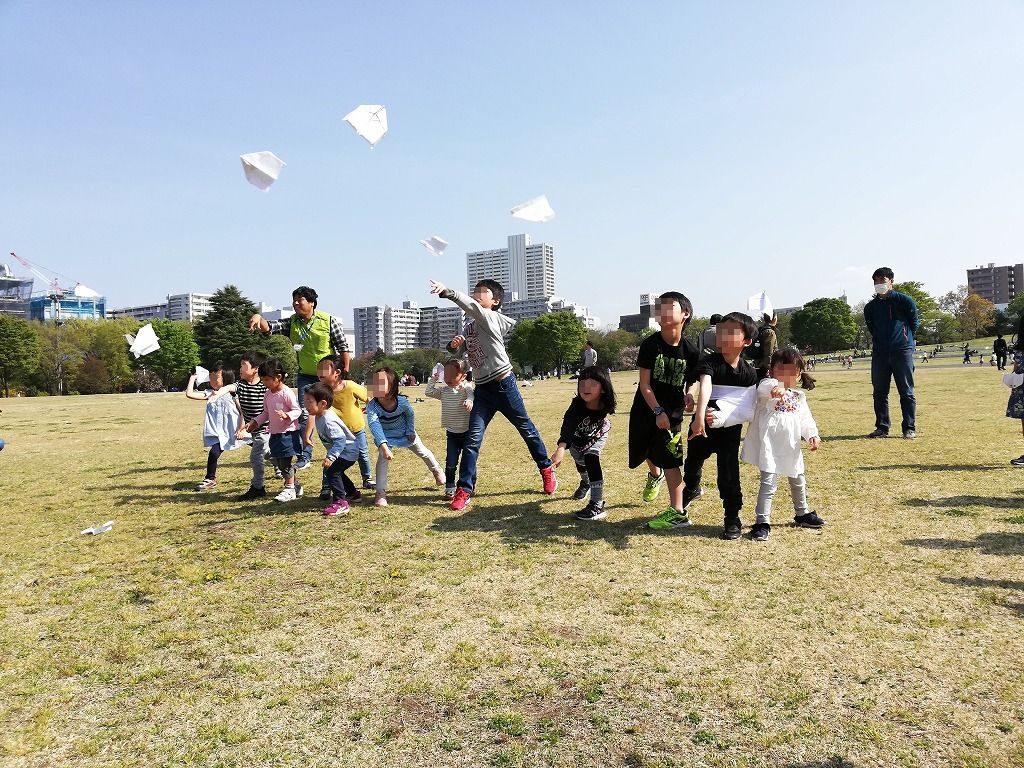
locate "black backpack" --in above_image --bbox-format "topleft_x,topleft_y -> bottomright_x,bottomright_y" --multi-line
742,325 -> 770,362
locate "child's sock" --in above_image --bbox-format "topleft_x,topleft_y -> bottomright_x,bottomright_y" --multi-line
589,480 -> 604,504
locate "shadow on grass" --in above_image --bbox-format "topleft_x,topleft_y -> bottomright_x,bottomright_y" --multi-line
939,576 -> 1024,618
784,760 -> 856,768
903,495 -> 1023,509
108,463 -> 204,476
903,532 -> 1024,556
859,463 -> 1007,471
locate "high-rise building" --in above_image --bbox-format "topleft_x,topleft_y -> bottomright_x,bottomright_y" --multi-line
967,263 -> 1023,308
503,295 -> 600,329
466,234 -> 555,300
353,302 -> 464,356
167,293 -> 213,322
618,294 -> 658,334
353,306 -> 386,356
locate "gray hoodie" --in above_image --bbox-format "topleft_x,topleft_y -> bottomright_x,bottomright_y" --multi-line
442,289 -> 515,385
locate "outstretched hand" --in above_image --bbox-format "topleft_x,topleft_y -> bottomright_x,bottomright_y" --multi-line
429,280 -> 446,296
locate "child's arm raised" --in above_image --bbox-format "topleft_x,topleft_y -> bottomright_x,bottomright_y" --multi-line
184,374 -> 206,401
430,279 -> 485,321
424,374 -> 443,400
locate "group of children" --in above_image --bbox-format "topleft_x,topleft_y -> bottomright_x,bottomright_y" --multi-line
187,279 -> 827,540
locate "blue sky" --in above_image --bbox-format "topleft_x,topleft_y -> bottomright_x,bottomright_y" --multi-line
2,1 -> 1022,327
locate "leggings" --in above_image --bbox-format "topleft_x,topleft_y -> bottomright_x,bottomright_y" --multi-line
205,443 -> 224,480
324,458 -> 358,501
570,445 -> 605,503
375,437 -> 441,494
754,471 -> 810,524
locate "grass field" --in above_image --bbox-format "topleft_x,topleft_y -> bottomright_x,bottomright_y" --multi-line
1,365 -> 1023,768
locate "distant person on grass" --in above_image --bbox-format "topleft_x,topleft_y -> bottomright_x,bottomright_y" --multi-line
865,267 -> 919,439
582,339 -> 598,369
185,363 -> 240,493
1005,317 -> 1024,467
995,334 -> 1008,370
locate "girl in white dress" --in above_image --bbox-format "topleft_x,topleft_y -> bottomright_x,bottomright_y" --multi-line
740,348 -> 824,541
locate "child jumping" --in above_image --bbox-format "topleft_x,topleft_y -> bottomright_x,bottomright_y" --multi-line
186,363 -> 240,492
311,354 -> 375,500
740,348 -> 825,541
628,291 -> 700,530
430,278 -> 557,511
366,367 -> 445,507
424,359 -> 475,498
552,366 -> 616,521
245,358 -> 304,502
304,381 -> 360,516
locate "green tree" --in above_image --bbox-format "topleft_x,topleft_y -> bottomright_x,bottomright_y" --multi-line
193,285 -> 259,368
88,318 -> 139,392
960,293 -> 995,341
33,320 -> 91,395
507,318 -> 537,370
893,281 -> 938,314
589,329 -> 637,371
0,315 -> 40,397
263,334 -> 299,385
533,312 -> 587,377
939,285 -> 968,317
145,319 -> 200,389
790,298 -> 858,353
1006,293 -> 1024,329
397,348 -> 446,381
774,312 -> 793,348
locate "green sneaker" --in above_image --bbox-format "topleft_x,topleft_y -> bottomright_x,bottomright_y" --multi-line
648,506 -> 692,530
642,471 -> 665,503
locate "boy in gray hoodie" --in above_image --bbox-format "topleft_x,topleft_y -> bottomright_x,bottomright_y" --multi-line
430,278 -> 557,510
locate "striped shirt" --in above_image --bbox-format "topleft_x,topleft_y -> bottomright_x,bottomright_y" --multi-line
424,377 -> 474,433
265,314 -> 350,353
236,380 -> 268,435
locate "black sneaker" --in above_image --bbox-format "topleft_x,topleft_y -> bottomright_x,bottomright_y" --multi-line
1010,455 -> 1024,467
362,478 -> 376,490
722,517 -> 742,540
794,511 -> 826,528
237,486 -> 267,500
319,488 -> 332,501
867,428 -> 889,438
682,486 -> 704,511
750,523 -> 771,542
571,481 -> 591,501
575,500 -> 607,521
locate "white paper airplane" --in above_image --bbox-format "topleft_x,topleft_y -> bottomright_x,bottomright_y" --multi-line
419,236 -> 448,257
511,194 -> 555,223
240,151 -> 286,191
80,521 -> 114,535
343,105 -> 388,147
125,323 -> 160,358
747,292 -> 774,320
194,365 -> 210,385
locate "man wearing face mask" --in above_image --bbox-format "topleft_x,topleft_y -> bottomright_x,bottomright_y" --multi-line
864,267 -> 919,439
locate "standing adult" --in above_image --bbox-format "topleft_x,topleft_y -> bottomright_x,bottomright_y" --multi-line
249,286 -> 351,467
864,267 -> 919,439
994,334 -> 1008,371
582,340 -> 598,369
755,313 -> 779,379
699,314 -> 723,358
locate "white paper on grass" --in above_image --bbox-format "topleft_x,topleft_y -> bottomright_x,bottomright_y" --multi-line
747,292 -> 774,320
240,151 -> 286,191
343,105 -> 388,147
510,194 -> 555,223
81,521 -> 114,535
419,236 -> 448,257
125,323 -> 160,358
194,366 -> 210,385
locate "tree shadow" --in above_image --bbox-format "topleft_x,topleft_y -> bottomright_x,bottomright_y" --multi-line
903,495 -> 1023,509
860,464 -> 1008,471
938,576 -> 1024,617
821,435 -> 873,442
903,532 -> 1024,556
108,464 -> 204,477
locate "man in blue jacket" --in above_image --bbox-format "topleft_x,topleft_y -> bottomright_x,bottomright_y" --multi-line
865,267 -> 919,439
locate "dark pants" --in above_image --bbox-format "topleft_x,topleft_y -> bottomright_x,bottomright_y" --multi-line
997,352 -> 1008,370
324,457 -> 357,501
683,424 -> 743,520
445,430 -> 469,488
577,452 -> 602,484
205,443 -> 224,480
871,348 -> 916,433
296,372 -> 319,463
457,373 -> 551,492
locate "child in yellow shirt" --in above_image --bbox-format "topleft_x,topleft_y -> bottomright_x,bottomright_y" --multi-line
315,355 -> 375,495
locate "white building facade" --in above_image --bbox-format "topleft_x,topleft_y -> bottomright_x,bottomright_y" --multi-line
466,234 -> 555,301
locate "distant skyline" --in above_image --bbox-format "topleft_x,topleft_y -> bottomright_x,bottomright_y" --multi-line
2,2 -> 1022,328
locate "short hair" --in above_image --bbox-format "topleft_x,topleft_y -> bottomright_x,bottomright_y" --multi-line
585,340 -> 594,347
208,362 -> 235,386
719,311 -> 757,341
444,358 -> 466,376
305,381 -> 335,406
475,279 -> 505,308
657,291 -> 694,324
577,366 -> 616,414
240,351 -> 266,367
371,367 -> 400,400
317,354 -> 343,370
872,267 -> 894,282
257,358 -> 287,379
709,313 -> 723,325
292,286 -> 318,309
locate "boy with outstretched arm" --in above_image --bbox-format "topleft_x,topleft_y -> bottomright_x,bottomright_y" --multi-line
429,278 -> 556,510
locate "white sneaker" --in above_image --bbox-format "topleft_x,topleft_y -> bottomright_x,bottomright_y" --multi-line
275,487 -> 297,502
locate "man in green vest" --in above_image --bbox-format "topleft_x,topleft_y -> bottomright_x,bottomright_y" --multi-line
249,286 -> 351,468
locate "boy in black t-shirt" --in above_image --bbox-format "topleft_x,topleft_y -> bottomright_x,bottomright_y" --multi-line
687,312 -> 759,540
627,292 -> 701,530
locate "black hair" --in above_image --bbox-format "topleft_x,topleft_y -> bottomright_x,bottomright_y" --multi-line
239,351 -> 266,367
475,279 -> 505,308
317,353 -> 351,380
292,286 -> 318,309
1014,314 -> 1024,351
576,366 -> 616,414
305,381 -> 335,407
709,313 -> 723,324
371,366 -> 400,401
208,362 -> 235,386
872,267 -> 894,282
257,358 -> 287,379
769,347 -> 816,390
444,358 -> 467,376
719,311 -> 757,341
656,291 -> 694,327
762,313 -> 778,325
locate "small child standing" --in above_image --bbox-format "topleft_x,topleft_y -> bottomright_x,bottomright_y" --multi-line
304,381 -> 360,516
552,367 -> 616,521
186,364 -> 240,492
245,358 -> 304,502
366,367 -> 445,507
741,348 -> 825,540
219,351 -> 273,499
312,354 -> 375,500
424,359 -> 475,498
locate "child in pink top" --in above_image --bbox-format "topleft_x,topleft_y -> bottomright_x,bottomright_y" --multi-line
245,358 -> 304,503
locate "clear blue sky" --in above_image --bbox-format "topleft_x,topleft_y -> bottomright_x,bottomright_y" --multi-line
2,1 -> 1022,327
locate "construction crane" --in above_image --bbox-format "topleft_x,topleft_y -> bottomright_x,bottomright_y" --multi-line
9,251 -> 101,298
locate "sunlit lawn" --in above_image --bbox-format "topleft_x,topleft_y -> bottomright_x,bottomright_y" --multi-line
1,364 -> 1023,767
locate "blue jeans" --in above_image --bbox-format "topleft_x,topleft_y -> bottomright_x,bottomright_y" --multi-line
296,372 -> 319,463
354,429 -> 373,482
871,348 -> 916,433
457,373 -> 551,492
445,430 -> 469,489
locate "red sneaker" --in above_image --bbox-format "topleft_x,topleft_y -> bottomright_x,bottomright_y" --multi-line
541,465 -> 558,494
450,487 -> 472,511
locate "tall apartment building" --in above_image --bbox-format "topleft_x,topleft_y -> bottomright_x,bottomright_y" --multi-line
108,292 -> 214,322
353,306 -> 386,356
466,234 -> 555,300
967,263 -> 1023,308
353,302 -> 464,356
503,295 -> 600,329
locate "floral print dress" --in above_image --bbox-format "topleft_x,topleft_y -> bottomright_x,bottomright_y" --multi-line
1007,349 -> 1024,420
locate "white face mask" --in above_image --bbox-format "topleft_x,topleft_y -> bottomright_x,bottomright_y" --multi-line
873,283 -> 890,295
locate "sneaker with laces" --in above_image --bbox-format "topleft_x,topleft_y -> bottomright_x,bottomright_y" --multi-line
867,428 -> 889,438
274,486 -> 297,502
642,471 -> 665,503
362,478 -> 376,490
750,522 -> 771,541
319,488 -> 332,501
346,489 -> 364,503
444,486 -> 456,498
195,478 -> 217,491
1011,455 -> 1024,467
794,511 -> 826,528
682,485 -> 704,511
295,456 -> 311,471
648,506 -> 691,530
572,481 -> 591,501
237,486 -> 266,501
450,487 -> 472,511
575,500 -> 607,521
722,517 -> 742,540
540,465 -> 557,494
274,467 -> 284,480
323,500 -> 350,517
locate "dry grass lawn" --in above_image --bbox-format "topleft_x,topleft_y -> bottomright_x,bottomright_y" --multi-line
1,364 -> 1023,767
